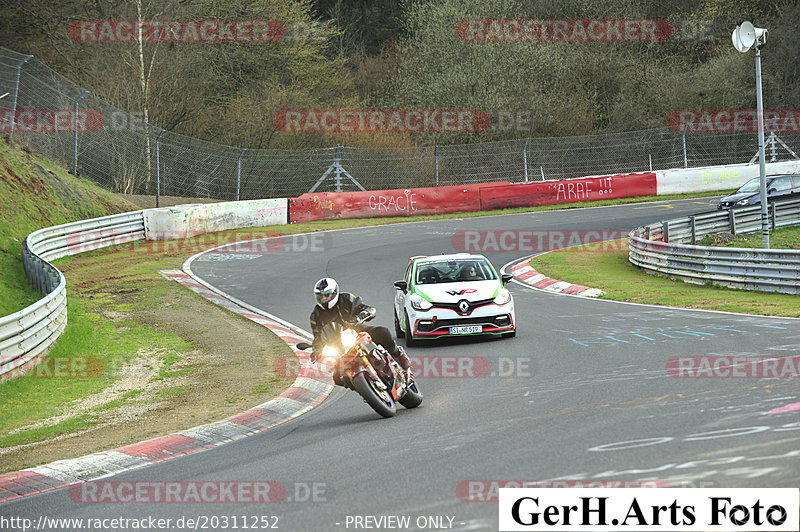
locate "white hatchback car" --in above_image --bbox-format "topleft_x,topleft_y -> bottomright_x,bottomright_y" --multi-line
393,253 -> 515,345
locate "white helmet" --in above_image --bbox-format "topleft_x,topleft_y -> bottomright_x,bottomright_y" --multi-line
314,278 -> 339,309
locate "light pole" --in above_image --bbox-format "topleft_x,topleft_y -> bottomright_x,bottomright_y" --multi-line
732,21 -> 770,248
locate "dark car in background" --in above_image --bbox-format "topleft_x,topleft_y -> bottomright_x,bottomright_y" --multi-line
717,174 -> 800,209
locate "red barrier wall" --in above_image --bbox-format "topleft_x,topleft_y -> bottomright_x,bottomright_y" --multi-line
289,181 -> 509,224
289,173 -> 657,223
479,172 -> 657,211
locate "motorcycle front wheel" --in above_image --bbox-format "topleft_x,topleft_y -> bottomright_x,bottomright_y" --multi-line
399,380 -> 423,409
353,373 -> 397,418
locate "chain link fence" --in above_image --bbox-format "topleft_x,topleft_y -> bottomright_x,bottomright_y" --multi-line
2,46 -> 799,201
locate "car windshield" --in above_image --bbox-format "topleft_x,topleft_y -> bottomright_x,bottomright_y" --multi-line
735,176 -> 789,193
415,259 -> 497,284
736,178 -> 761,193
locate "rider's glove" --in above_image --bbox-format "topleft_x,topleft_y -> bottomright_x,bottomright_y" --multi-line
356,310 -> 370,323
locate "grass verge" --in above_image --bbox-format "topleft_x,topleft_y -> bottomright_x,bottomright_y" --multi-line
532,234 -> 800,317
0,140 -> 136,316
700,225 -> 800,250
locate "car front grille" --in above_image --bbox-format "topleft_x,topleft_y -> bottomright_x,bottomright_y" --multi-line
430,298 -> 495,316
416,314 -> 512,333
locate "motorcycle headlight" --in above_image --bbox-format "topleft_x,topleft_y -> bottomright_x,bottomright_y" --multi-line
494,289 -> 511,305
321,345 -> 340,359
340,329 -> 358,350
409,294 -> 433,311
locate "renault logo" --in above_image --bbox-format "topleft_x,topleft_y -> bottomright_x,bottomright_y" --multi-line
458,300 -> 470,314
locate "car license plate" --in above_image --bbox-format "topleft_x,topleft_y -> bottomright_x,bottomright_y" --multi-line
450,325 -> 482,335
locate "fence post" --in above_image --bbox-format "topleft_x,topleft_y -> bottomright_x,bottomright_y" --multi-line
690,215 -> 696,245
334,145 -> 343,192
7,54 -> 32,142
681,126 -> 688,168
522,138 -> 529,183
649,154 -> 653,171
728,208 -> 736,235
769,132 -> 777,162
236,148 -> 246,201
71,90 -> 89,175
155,129 -> 165,207
662,220 -> 669,243
540,166 -> 545,181
434,144 -> 439,186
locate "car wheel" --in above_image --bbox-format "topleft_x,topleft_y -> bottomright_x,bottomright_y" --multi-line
404,311 -> 418,347
394,309 -> 404,338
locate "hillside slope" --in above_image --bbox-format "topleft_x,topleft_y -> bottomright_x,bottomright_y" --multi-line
0,139 -> 137,316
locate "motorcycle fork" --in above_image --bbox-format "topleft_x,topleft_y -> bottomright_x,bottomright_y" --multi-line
358,355 -> 387,391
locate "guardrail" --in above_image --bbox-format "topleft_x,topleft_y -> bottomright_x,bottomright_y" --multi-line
629,195 -> 800,294
0,211 -> 145,379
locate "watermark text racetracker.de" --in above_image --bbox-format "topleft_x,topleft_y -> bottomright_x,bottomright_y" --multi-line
5,356 -> 104,379
456,19 -> 674,42
452,230 -> 629,253
68,20 -> 285,43
457,480 -> 667,503
667,110 -> 800,134
68,480 -> 330,504
273,110 -> 491,134
66,231 -> 330,256
0,110 -> 104,133
667,355 -> 800,379
273,355 -> 532,379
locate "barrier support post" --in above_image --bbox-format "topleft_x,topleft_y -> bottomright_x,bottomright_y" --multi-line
771,201 -> 776,230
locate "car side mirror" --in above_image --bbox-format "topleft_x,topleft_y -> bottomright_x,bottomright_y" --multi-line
501,273 -> 513,284
394,280 -> 407,292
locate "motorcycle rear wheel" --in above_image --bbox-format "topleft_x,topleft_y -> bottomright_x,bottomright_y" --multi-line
353,373 -> 396,418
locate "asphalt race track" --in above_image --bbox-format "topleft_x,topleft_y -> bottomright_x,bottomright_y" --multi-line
4,198 -> 799,531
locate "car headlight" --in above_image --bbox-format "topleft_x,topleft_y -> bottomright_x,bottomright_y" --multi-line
340,329 -> 358,350
494,289 -> 511,305
735,198 -> 751,206
409,294 -> 433,311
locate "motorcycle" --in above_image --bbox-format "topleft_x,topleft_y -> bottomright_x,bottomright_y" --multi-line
296,310 -> 423,418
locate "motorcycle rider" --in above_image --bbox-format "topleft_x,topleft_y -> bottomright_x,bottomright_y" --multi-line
310,278 -> 412,385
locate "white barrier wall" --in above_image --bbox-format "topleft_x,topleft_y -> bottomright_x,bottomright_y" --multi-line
144,198 -> 288,240
656,160 -> 800,195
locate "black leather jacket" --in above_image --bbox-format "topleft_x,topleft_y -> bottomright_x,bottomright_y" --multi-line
309,292 -> 374,353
